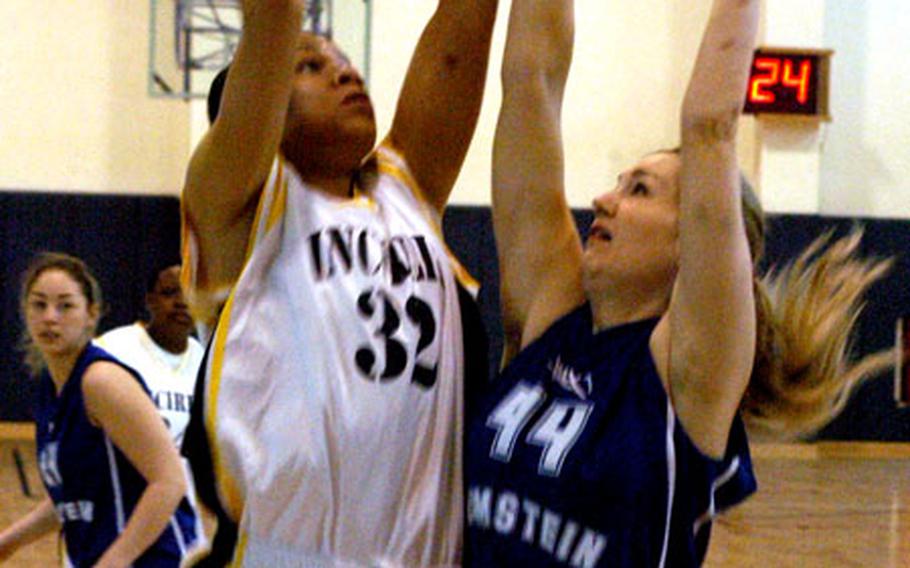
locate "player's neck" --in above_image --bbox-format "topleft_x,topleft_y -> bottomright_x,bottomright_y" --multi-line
302,171 -> 358,199
44,346 -> 85,394
284,143 -> 365,199
588,292 -> 667,332
145,322 -> 188,355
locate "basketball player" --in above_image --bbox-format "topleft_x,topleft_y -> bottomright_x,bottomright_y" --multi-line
0,253 -> 197,566
97,265 -> 202,447
180,0 -> 495,565
95,263 -> 206,549
466,0 -> 893,565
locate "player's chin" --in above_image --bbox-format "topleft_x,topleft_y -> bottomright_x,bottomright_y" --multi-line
582,244 -> 610,266
346,112 -> 376,135
580,251 -> 613,285
345,121 -> 377,155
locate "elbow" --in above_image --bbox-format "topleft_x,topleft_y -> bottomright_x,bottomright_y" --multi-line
680,105 -> 741,146
500,52 -> 571,98
175,473 -> 188,498
164,480 -> 188,514
169,470 -> 188,502
154,471 -> 188,511
501,22 -> 573,93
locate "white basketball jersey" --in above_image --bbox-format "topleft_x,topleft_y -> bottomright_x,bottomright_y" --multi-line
182,143 -> 476,566
95,323 -> 204,446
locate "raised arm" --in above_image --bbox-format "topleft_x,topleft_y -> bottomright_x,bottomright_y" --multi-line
661,0 -> 760,457
83,363 -> 188,567
388,0 -> 498,214
182,0 -> 305,291
492,0 -> 583,363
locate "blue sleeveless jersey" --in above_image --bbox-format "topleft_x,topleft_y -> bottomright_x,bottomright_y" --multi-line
465,305 -> 756,567
34,343 -> 198,568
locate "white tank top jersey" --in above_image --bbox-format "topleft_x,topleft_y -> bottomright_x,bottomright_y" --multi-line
181,142 -> 478,567
95,323 -> 204,446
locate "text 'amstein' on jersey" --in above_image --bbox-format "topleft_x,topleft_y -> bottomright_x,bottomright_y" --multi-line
56,500 -> 95,522
468,485 -> 608,567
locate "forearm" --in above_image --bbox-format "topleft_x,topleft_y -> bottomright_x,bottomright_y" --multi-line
183,0 -> 302,292
0,497 -> 59,558
501,0 -> 573,90
93,479 -> 185,568
682,0 -> 760,135
185,0 -> 302,230
494,0 -> 574,215
388,0 -> 498,207
492,0 -> 584,352
679,0 -> 759,221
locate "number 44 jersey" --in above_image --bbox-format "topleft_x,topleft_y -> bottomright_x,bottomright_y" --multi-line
181,142 -> 479,566
465,308 -> 757,568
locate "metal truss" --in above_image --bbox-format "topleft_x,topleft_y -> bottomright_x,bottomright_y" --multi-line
176,0 -> 333,72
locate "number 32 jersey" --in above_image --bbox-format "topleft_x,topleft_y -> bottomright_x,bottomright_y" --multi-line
465,307 -> 757,567
182,142 -> 477,566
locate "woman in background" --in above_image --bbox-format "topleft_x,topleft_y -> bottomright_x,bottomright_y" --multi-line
96,262 -> 207,553
0,252 -> 197,567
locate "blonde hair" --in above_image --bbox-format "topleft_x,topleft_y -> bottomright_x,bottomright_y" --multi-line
742,230 -> 893,439
658,148 -> 892,439
19,252 -> 104,377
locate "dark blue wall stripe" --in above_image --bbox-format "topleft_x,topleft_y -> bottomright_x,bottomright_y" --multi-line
1,193 -> 906,440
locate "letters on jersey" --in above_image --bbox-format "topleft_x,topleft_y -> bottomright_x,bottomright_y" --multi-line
307,226 -> 446,387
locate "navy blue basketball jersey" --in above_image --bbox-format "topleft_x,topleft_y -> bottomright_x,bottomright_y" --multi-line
34,343 -> 198,568
465,305 -> 756,567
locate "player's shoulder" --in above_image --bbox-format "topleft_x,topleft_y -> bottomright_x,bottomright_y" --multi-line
186,335 -> 206,362
81,359 -> 140,398
96,322 -> 144,346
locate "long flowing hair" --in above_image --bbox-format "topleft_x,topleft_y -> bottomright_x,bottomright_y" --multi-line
743,227 -> 893,439
661,148 -> 893,439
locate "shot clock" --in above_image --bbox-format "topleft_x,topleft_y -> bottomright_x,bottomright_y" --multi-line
744,48 -> 832,120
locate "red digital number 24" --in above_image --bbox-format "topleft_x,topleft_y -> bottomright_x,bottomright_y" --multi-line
749,57 -> 811,104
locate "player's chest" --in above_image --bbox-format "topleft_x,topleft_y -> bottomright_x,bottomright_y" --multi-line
37,405 -> 106,489
280,199 -> 446,289
468,355 -> 671,514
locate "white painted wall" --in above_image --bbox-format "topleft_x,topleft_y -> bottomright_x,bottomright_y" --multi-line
2,1 -> 908,219
0,1 -> 190,194
820,0 -> 910,218
753,0 -> 826,214
368,0 -> 910,216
